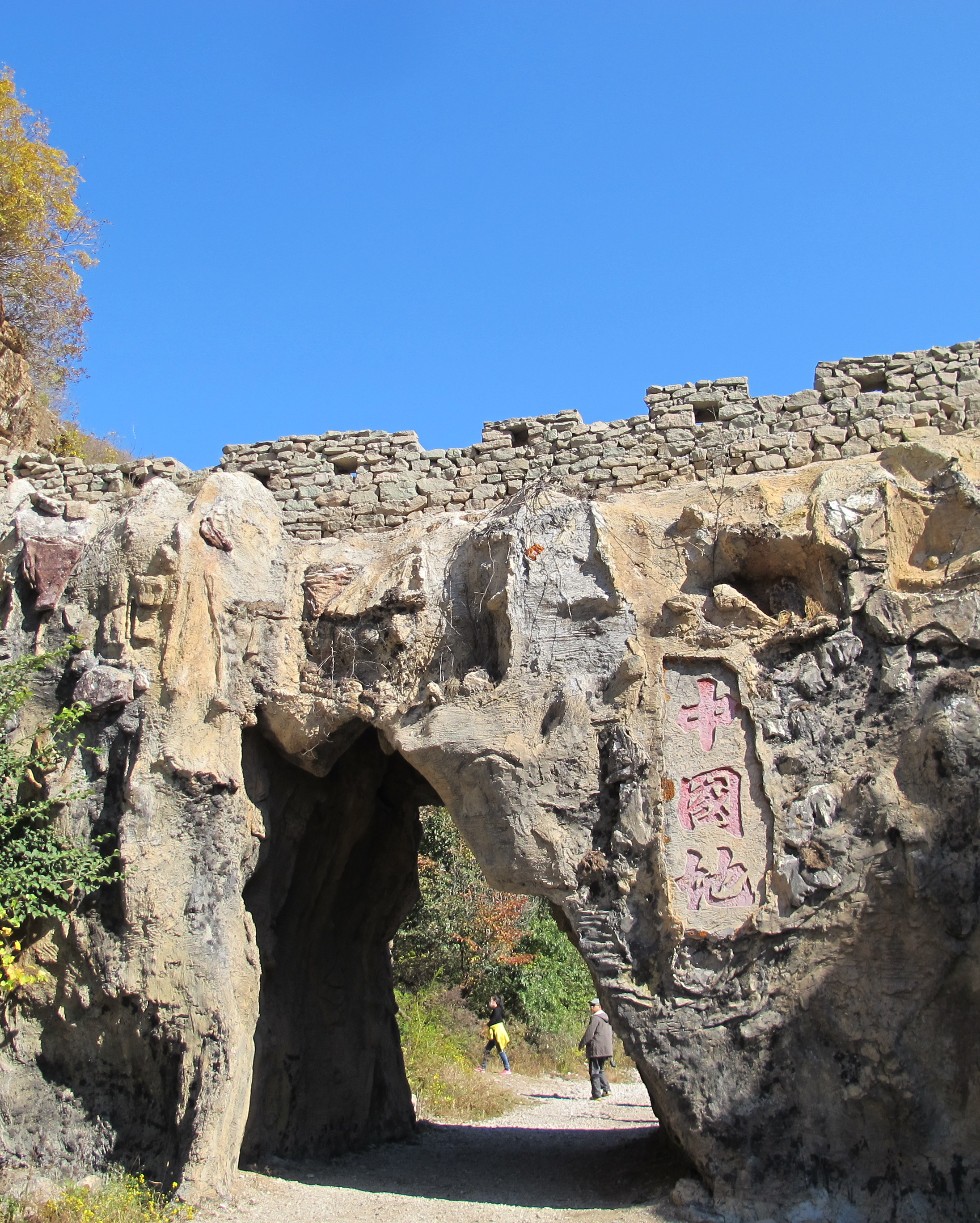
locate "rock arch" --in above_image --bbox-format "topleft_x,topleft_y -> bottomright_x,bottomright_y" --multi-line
2,435 -> 980,1221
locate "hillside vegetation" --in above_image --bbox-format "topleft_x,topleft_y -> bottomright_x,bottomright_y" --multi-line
392,806 -> 628,1119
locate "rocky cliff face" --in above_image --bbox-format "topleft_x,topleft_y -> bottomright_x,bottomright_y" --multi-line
0,324 -> 32,444
1,427 -> 979,1220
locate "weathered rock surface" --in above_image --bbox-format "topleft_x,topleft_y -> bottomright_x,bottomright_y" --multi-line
1,433 -> 980,1221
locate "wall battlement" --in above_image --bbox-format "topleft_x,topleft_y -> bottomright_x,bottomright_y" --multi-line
3,340 -> 979,537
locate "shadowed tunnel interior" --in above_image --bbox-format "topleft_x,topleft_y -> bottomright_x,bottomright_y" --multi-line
240,725 -> 438,1163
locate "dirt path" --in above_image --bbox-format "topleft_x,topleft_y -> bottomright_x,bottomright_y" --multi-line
197,1073 -> 691,1223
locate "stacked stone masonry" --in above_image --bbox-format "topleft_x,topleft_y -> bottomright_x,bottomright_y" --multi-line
3,341 -> 979,538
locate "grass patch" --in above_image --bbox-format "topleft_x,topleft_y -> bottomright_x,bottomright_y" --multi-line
0,1171 -> 193,1222
396,987 -> 518,1121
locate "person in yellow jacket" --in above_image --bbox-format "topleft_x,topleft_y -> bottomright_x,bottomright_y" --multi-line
478,994 -> 512,1073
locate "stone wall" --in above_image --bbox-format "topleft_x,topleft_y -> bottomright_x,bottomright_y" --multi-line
3,340 -> 979,537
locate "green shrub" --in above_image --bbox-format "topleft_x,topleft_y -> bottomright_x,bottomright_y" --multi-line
482,899 -> 594,1036
392,807 -> 633,1086
393,809 -> 594,1034
0,643 -> 118,993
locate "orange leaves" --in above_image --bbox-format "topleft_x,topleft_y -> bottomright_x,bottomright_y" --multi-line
498,953 -> 535,967
396,806 -> 542,998
472,890 -> 533,966
0,65 -> 98,412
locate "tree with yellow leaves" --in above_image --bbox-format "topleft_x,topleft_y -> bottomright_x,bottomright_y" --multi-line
0,66 -> 97,424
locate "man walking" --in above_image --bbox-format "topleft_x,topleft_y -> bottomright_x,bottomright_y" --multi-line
579,997 -> 613,1100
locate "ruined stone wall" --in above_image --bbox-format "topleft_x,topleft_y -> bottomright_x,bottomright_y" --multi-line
2,341 -> 979,537
219,340 -> 980,537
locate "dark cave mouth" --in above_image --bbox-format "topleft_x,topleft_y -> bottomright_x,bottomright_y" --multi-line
239,723 -> 436,1164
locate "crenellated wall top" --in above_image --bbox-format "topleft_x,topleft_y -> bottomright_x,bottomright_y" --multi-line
2,340 -> 978,539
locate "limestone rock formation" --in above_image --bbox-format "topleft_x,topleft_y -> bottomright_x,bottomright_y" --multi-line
1,420 -> 980,1219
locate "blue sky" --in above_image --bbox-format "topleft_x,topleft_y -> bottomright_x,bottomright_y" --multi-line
4,2 -> 980,471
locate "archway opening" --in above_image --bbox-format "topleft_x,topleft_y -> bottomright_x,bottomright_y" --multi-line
237,720 -> 679,1211
240,724 -> 437,1163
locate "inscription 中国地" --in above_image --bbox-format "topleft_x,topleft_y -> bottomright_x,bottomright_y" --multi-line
663,662 -> 768,934
675,677 -> 737,751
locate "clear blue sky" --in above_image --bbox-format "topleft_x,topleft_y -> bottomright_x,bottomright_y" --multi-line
5,2 -> 980,471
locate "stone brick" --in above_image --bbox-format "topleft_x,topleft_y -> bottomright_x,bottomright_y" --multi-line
812,425 -> 848,446
786,390 -> 822,408
762,432 -> 792,451
653,411 -> 696,428
349,489 -> 380,507
377,480 -> 418,503
417,477 -> 454,494
853,417 -> 879,440
719,403 -> 758,422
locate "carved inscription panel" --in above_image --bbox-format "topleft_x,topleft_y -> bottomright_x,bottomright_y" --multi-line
662,661 -> 768,936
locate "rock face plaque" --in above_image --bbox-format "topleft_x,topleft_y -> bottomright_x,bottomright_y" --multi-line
661,661 -> 769,936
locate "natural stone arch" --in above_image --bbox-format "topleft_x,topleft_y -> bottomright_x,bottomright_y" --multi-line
1,433 -> 980,1220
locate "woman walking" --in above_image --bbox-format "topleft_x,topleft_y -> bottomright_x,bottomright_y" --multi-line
478,994 -> 512,1073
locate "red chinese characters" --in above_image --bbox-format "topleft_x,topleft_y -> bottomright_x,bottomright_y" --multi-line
674,847 -> 754,910
678,767 -> 743,838
675,678 -> 737,751
670,673 -> 755,914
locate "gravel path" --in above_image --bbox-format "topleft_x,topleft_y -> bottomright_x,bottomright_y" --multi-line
197,1073 -> 690,1223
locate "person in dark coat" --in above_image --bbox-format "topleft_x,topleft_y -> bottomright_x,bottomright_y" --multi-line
479,994 -> 511,1073
578,997 -> 613,1099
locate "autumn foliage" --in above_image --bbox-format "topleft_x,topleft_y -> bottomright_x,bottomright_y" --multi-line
0,66 -> 97,427
393,806 -> 594,1034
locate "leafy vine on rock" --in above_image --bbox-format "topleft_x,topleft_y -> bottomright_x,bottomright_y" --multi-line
0,641 -> 118,994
